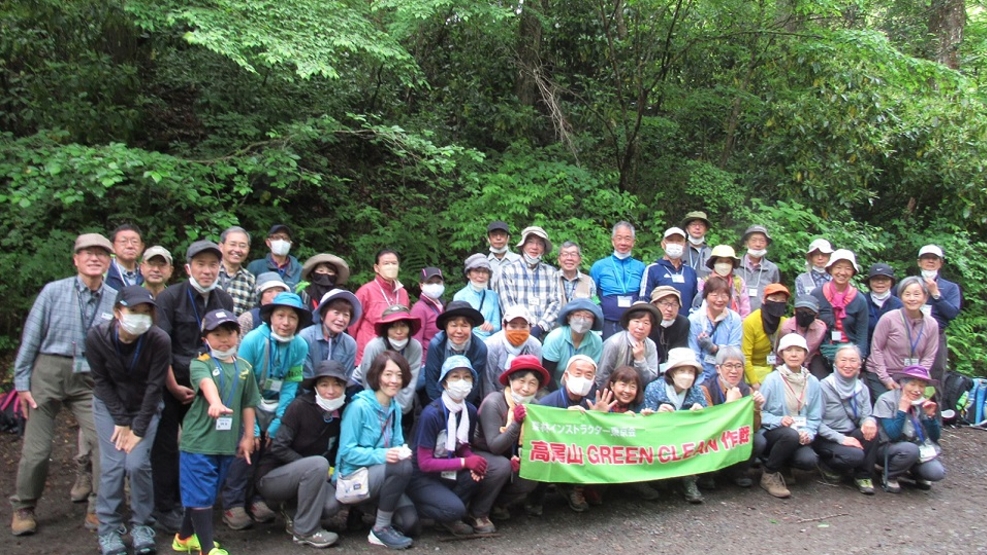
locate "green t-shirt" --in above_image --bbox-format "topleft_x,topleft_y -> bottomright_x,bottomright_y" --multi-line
181,355 -> 261,455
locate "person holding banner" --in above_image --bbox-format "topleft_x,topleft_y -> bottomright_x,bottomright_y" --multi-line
474,355 -> 548,519
408,356 -> 510,536
813,344 -> 879,495
595,301 -> 660,389
642,348 -> 708,504
699,346 -> 766,488
688,276 -> 743,382
758,334 -> 822,499
871,365 -> 945,493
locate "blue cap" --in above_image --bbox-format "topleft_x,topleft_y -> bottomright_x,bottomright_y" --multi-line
201,309 -> 239,333
440,355 -> 476,384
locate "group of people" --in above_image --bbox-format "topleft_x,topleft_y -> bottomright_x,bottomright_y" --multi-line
7,214 -> 961,554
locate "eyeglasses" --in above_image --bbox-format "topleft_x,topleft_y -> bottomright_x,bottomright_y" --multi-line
77,249 -> 110,259
719,363 -> 743,370
708,292 -> 730,300
654,300 -> 678,309
559,252 -> 581,259
114,238 -> 142,246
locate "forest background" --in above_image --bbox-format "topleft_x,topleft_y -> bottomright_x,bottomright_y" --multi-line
1,0 -> 986,376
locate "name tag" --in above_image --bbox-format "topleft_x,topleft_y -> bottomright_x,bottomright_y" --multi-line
918,442 -> 939,462
263,379 -> 283,393
766,354 -> 777,366
441,470 -> 458,481
831,331 -> 843,342
100,312 -> 114,321
530,296 -> 542,305
704,354 -> 716,365
617,295 -> 633,308
671,274 -> 685,284
903,357 -> 919,366
215,417 -> 233,431
73,354 -> 91,374
748,288 -> 759,297
792,416 -> 807,429
920,305 -> 932,316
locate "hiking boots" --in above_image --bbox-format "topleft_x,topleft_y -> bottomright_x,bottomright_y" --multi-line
760,471 -> 791,498
71,472 -> 93,503
854,478 -> 875,495
98,531 -> 127,555
682,477 -> 704,504
11,508 -> 36,536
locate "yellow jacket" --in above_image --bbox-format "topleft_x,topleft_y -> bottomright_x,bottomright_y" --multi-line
742,310 -> 788,386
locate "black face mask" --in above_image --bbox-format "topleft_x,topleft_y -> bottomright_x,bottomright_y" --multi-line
795,311 -> 816,328
311,274 -> 336,288
762,300 -> 787,318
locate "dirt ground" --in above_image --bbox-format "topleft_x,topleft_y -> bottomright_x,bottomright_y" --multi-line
2,411 -> 986,555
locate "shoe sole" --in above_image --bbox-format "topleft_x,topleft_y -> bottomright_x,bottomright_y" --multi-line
293,536 -> 336,548
368,530 -> 412,549
223,518 -> 253,531
11,528 -> 36,537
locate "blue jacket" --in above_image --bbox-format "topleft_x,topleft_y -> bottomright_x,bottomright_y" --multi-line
452,285 -> 501,340
643,380 -> 708,411
335,389 -> 404,480
237,323 -> 308,438
247,254 -> 303,290
423,331 -> 487,405
639,259 -> 697,318
590,255 -> 646,322
925,276 -> 962,331
299,323 -> 357,381
688,309 -> 743,381
759,369 -> 823,442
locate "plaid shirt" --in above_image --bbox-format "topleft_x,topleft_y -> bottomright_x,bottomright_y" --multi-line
14,276 -> 117,390
496,259 -> 561,331
219,265 -> 256,316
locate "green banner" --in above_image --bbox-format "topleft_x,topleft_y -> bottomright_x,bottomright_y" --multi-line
519,397 -> 755,483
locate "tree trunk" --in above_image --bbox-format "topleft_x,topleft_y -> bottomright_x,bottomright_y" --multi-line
928,0 -> 965,69
515,0 -> 544,107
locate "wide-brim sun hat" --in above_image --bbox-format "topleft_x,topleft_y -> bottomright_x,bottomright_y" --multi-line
619,301 -> 661,329
806,238 -> 834,256
374,305 -> 422,337
436,300 -> 484,329
439,354 -> 477,383
301,360 -> 349,391
705,245 -> 741,270
515,226 -> 552,255
680,211 -> 712,230
893,365 -> 938,385
315,289 -> 363,326
778,333 -> 809,353
498,354 -> 551,387
741,225 -> 772,246
664,347 -> 702,376
826,249 -> 860,274
556,298 -> 604,332
301,254 -> 350,285
260,292 -> 314,329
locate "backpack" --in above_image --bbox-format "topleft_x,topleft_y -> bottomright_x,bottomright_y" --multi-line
0,389 -> 25,436
963,378 -> 987,426
941,371 -> 974,424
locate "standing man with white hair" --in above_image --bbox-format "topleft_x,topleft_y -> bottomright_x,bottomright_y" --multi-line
590,221 -> 646,340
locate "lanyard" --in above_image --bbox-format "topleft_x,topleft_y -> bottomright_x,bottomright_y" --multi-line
114,260 -> 135,287
375,280 -> 398,306
609,257 -> 630,292
477,290 -> 487,313
210,356 -> 239,408
747,262 -> 763,290
900,310 -> 925,358
321,328 -> 336,361
782,375 -> 807,414
842,393 -> 859,422
379,410 -> 394,448
520,263 -> 542,296
186,287 -> 204,332
113,328 -> 145,374
266,338 -> 287,379
909,411 -> 925,442
77,288 -> 99,333
688,246 -> 701,270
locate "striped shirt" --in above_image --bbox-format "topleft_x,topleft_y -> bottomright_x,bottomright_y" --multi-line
219,265 -> 256,316
497,259 -> 561,332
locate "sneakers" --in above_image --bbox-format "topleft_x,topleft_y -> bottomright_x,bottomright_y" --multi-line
760,471 -> 791,498
280,504 -> 294,535
567,487 -> 589,512
731,474 -> 754,488
368,525 -> 413,549
11,508 -> 36,536
131,524 -> 157,554
439,520 -> 474,537
523,502 -> 543,517
915,478 -> 933,491
682,477 -> 704,504
98,531 -> 127,555
884,477 -> 902,493
207,549 -> 229,555
627,482 -> 661,501
854,478 -> 875,495
223,507 -> 253,530
490,505 -> 511,521
86,510 -> 100,531
72,473 -> 93,503
818,462 -> 842,483
293,528 -> 339,548
249,500 -> 276,523
152,509 -> 183,534
583,486 -> 603,506
467,516 -> 496,535
172,534 -> 221,553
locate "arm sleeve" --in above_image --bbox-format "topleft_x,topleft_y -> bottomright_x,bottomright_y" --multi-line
424,341 -> 443,402
803,382 -> 824,441
13,286 -> 53,391
132,332 -> 170,437
478,397 -> 520,456
268,403 -> 304,465
87,329 -> 130,427
918,320 -> 939,370
866,316 -> 891,383
879,411 -> 907,441
934,283 -> 962,321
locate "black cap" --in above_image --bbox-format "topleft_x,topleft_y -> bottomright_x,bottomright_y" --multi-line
268,224 -> 292,239
487,221 -> 510,234
201,309 -> 240,333
301,360 -> 350,390
115,285 -> 156,308
867,263 -> 895,282
186,240 -> 222,262
421,267 -> 443,281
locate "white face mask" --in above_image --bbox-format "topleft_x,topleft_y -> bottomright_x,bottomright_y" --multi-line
445,378 -> 473,402
714,262 -> 734,277
389,337 -> 409,350
688,235 -> 705,246
871,290 -> 891,301
489,245 -> 508,255
921,270 -> 938,280
119,313 -> 152,336
660,319 -> 675,328
565,375 -> 593,397
469,280 -> 487,292
664,244 -> 684,259
613,250 -> 631,260
316,394 -> 345,413
189,276 -> 217,294
747,248 -> 767,258
271,332 -> 294,343
511,392 -> 536,405
422,283 -> 445,299
208,343 -> 237,359
523,253 -> 542,266
569,317 -> 592,334
672,371 -> 695,391
379,264 -> 400,280
270,239 -> 291,257
911,396 -> 927,407
812,265 -> 828,274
